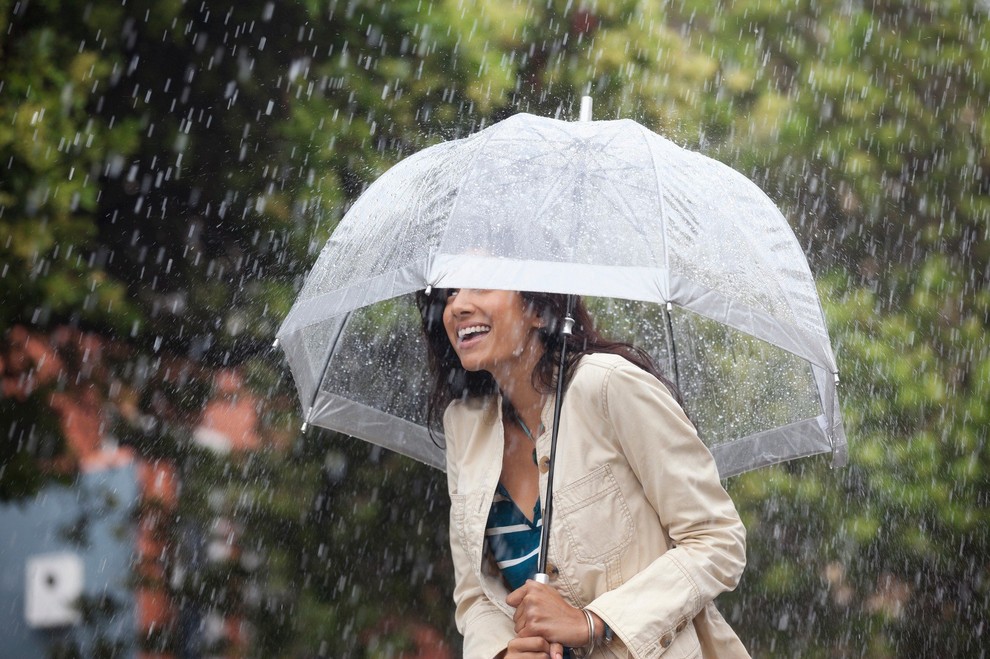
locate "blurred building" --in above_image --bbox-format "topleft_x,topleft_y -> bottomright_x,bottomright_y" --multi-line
0,464 -> 139,655
0,328 -> 181,657
1,328 -> 452,657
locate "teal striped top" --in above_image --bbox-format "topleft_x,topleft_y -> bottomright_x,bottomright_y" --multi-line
486,484 -> 577,658
485,482 -> 542,592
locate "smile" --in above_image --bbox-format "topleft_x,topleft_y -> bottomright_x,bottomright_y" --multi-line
457,325 -> 491,341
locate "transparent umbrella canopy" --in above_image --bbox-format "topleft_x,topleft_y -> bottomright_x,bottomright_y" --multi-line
276,110 -> 847,478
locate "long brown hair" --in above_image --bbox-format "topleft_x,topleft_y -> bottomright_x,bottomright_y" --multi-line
415,288 -> 682,434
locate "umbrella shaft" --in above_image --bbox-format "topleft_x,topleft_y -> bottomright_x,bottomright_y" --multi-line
537,295 -> 573,575
663,302 -> 680,392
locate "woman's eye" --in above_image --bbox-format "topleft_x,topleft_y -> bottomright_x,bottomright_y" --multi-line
446,288 -> 459,299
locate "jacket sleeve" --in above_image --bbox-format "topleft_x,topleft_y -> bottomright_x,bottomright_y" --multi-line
444,404 -> 516,659
584,362 -> 747,658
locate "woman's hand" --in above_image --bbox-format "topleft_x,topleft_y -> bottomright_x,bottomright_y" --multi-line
506,579 -> 589,649
503,635 -> 565,659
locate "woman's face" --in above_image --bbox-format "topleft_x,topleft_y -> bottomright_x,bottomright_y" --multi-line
441,289 -> 544,376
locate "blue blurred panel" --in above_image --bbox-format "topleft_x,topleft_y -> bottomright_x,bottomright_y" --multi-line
0,464 -> 139,657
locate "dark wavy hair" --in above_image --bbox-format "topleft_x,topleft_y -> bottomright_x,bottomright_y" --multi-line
415,288 -> 682,434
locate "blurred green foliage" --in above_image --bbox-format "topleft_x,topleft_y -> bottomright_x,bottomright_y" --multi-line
726,261 -> 989,656
1,0 -> 987,655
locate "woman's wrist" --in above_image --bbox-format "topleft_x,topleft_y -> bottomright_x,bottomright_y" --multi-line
572,609 -> 606,657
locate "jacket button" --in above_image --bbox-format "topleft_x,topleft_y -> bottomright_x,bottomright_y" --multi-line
546,563 -> 559,580
538,456 -> 551,473
675,619 -> 687,633
659,633 -> 673,648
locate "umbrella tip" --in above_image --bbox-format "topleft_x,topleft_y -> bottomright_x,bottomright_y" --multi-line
579,96 -> 593,122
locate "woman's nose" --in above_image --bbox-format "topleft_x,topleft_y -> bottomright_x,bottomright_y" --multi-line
448,289 -> 476,315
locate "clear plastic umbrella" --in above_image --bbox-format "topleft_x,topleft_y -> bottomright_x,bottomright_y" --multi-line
276,104 -> 847,478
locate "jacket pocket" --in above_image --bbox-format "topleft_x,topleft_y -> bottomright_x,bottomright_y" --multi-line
554,464 -> 634,562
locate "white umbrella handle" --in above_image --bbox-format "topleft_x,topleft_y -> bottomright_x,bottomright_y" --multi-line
579,96 -> 593,121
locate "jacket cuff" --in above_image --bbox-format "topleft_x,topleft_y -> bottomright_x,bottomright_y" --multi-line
463,607 -> 516,659
585,553 -> 700,658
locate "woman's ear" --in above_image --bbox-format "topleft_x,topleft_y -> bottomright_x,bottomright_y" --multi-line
540,313 -> 559,335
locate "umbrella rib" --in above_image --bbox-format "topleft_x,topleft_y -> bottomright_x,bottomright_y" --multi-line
407,142 -> 463,253
638,122 -> 679,379
307,310 -> 354,422
638,122 -> 672,282
661,304 -> 681,391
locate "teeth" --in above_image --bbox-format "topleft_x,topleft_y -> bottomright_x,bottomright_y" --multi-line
458,325 -> 490,339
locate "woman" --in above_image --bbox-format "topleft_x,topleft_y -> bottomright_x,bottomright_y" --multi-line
417,287 -> 749,659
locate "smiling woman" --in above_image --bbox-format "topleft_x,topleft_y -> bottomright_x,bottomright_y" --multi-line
442,289 -> 545,383
415,288 -> 750,659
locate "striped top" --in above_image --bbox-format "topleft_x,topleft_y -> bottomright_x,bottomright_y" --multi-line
485,482 -> 542,592
486,484 -> 576,658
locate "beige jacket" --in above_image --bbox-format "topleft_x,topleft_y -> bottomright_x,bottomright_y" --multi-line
444,353 -> 749,659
